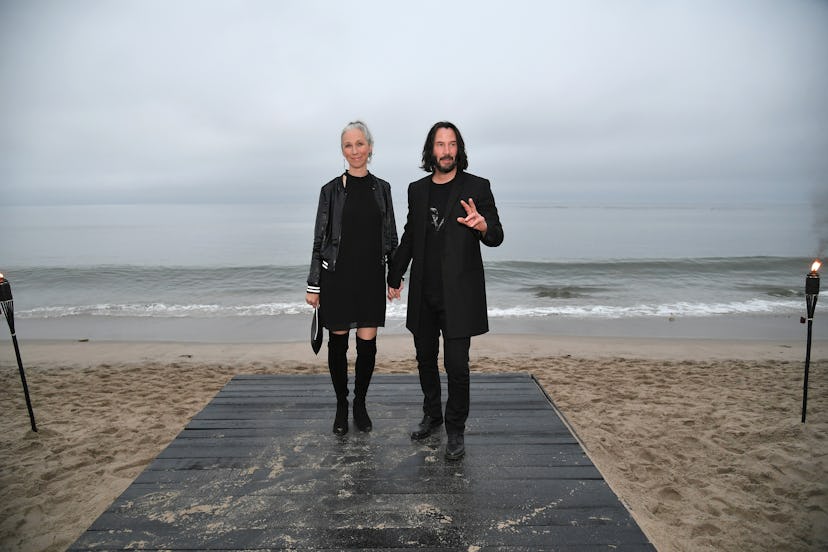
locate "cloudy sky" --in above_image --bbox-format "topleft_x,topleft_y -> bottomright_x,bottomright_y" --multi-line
1,0 -> 826,206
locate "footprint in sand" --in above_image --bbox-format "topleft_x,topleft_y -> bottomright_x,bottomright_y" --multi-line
657,487 -> 682,502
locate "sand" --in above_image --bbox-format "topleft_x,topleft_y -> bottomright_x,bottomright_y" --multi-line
1,334 -> 826,551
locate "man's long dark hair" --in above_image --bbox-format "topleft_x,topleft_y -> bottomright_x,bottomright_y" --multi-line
420,121 -> 469,173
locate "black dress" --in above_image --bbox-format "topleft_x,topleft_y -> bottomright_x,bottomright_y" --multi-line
320,173 -> 386,331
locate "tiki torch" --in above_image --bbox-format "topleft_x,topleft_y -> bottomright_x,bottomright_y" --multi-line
801,259 -> 821,423
0,273 -> 38,432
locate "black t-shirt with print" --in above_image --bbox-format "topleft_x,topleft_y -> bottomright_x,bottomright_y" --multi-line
423,178 -> 455,302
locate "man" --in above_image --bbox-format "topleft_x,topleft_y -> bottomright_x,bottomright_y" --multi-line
387,121 -> 503,460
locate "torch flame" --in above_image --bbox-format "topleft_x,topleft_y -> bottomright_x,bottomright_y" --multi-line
811,259 -> 822,274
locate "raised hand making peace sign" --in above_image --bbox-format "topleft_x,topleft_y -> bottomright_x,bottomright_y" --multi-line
456,198 -> 488,235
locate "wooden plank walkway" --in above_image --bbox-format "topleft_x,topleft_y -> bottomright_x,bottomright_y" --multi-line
69,373 -> 654,551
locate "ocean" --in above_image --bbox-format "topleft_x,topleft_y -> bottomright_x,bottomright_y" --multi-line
0,201 -> 824,342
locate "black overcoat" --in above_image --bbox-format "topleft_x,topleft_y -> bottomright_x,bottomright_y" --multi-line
388,171 -> 504,338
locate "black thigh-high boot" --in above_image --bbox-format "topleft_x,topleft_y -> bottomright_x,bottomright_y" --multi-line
328,332 -> 350,435
353,336 -> 376,432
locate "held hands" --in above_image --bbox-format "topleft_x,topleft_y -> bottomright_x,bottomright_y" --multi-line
457,198 -> 487,235
387,284 -> 403,301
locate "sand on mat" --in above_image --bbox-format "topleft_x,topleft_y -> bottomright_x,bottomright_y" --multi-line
1,335 -> 826,551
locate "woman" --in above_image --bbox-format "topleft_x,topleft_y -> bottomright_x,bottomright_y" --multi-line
306,121 -> 398,435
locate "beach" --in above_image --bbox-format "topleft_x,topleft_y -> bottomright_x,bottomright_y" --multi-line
3,0 -> 826,548
1,334 -> 826,551
1,201 -> 823,550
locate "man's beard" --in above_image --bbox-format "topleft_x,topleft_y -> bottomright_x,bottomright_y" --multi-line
435,156 -> 457,173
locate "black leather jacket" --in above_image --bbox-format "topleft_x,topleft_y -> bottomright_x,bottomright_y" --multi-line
306,173 -> 398,293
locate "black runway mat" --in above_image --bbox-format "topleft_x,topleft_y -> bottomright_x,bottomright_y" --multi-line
69,373 -> 654,551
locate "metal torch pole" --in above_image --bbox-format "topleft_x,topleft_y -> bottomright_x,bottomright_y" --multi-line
802,272 -> 819,424
10,331 -> 37,432
0,278 -> 38,432
802,312 -> 813,424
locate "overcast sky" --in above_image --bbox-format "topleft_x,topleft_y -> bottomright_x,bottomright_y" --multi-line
1,0 -> 826,206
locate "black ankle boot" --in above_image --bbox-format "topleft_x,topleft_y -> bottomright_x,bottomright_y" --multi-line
333,399 -> 349,435
353,397 -> 372,432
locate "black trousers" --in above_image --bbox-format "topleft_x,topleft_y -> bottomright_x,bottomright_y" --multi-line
413,292 -> 471,435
